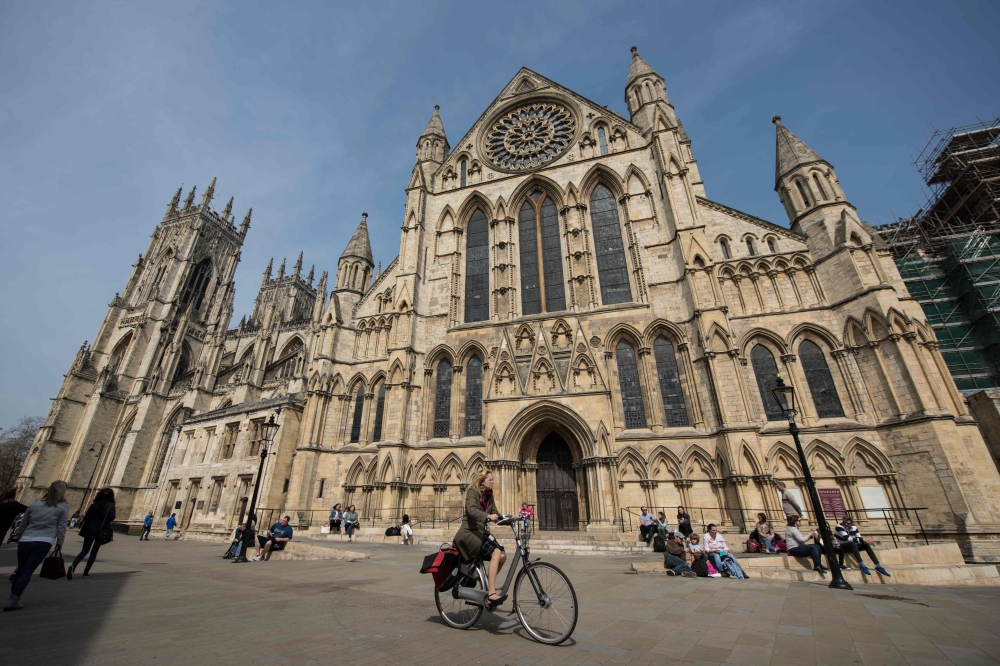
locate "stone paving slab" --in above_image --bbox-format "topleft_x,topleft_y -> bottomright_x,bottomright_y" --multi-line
1,535 -> 999,666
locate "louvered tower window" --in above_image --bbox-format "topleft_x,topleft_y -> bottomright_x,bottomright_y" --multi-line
180,258 -> 213,310
518,191 -> 565,315
653,336 -> 689,427
433,359 -> 452,438
464,209 -> 489,322
616,339 -> 647,429
372,383 -> 387,442
465,355 -> 483,436
751,345 -> 784,421
799,340 -> 845,418
590,184 -> 632,305
349,384 -> 365,443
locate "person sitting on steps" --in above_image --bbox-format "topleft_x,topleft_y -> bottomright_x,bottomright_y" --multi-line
703,524 -> 741,576
637,507 -> 655,545
835,515 -> 890,577
785,515 -> 828,574
253,515 -> 293,561
663,532 -> 697,577
453,470 -> 506,608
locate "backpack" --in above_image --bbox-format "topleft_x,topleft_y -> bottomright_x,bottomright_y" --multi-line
385,526 -> 401,537
720,555 -> 746,579
745,539 -> 760,553
652,535 -> 667,552
420,547 -> 461,590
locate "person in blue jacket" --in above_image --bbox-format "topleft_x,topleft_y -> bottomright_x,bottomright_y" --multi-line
164,513 -> 177,540
139,511 -> 153,540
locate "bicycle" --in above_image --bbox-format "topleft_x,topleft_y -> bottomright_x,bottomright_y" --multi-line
434,514 -> 578,645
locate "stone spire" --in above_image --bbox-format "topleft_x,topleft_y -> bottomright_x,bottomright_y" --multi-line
307,264 -> 315,287
262,257 -> 272,285
627,46 -> 657,87
183,185 -> 197,210
416,105 -> 449,163
221,196 -> 233,221
278,257 -> 286,279
200,177 -> 217,208
624,46 -> 675,134
293,251 -> 303,278
239,208 -> 252,237
166,186 -> 182,215
341,213 -> 374,264
773,116 -> 827,189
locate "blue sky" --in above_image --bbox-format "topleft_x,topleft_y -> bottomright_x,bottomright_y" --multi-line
1,0 -> 997,429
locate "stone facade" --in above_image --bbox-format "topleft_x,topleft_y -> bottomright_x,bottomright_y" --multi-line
18,50 -> 1000,559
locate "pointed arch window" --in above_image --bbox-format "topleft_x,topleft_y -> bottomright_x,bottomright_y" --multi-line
597,127 -> 609,156
799,340 -> 845,418
616,339 -> 647,429
767,238 -> 776,253
464,208 -> 489,322
372,383 -> 387,442
349,384 -> 365,443
653,336 -> 688,427
720,240 -> 730,260
465,355 -> 483,436
750,344 -> 784,421
795,180 -> 812,208
460,160 -> 467,188
746,239 -> 756,256
433,358 -> 452,438
590,184 -> 632,305
148,412 -> 181,484
518,192 -> 565,315
180,258 -> 212,311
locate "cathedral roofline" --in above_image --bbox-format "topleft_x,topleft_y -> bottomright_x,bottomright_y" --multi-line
696,196 -> 807,241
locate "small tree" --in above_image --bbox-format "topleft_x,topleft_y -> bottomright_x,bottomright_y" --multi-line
0,416 -> 43,493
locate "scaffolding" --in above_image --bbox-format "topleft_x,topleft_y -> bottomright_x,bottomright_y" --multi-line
875,117 -> 1000,391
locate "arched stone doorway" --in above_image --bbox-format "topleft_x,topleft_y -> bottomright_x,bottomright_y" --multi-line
536,432 -> 579,531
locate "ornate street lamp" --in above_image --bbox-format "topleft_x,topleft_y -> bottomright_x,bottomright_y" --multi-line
771,376 -> 852,590
233,412 -> 281,563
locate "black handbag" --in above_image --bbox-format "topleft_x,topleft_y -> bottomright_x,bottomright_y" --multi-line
39,551 -> 66,580
98,526 -> 114,545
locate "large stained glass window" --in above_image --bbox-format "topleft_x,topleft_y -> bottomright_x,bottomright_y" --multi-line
616,340 -> 647,429
590,184 -> 632,305
518,191 -> 565,315
372,383 -> 387,442
434,359 -> 453,438
751,345 -> 783,421
349,384 -> 365,443
465,355 -> 483,436
799,340 -> 844,418
464,209 -> 489,322
653,336 -> 689,427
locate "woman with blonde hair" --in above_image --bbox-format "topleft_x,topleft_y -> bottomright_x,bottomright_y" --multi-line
454,469 -> 506,607
5,480 -> 69,612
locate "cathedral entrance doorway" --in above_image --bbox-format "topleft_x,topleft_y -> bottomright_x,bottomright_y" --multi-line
535,432 -> 579,531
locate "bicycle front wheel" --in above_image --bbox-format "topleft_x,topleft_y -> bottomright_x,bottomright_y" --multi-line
513,561 -> 578,645
435,563 -> 486,630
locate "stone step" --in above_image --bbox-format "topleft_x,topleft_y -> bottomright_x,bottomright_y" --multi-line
267,541 -> 369,562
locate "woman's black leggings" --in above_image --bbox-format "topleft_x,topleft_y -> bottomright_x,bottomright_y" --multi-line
788,544 -> 823,568
72,536 -> 102,574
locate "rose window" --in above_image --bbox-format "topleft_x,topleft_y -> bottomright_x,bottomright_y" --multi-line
484,102 -> 575,171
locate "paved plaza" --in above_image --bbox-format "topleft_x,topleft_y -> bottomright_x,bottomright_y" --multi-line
2,534 -> 1000,666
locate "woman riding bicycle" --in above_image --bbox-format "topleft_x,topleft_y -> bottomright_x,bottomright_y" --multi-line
454,470 -> 507,606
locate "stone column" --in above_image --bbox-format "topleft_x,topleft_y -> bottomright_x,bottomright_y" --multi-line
678,343 -> 705,428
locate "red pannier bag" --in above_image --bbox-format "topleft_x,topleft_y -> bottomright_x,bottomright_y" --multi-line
420,547 -> 461,591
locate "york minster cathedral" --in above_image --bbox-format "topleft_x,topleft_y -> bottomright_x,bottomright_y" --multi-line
18,49 -> 1000,559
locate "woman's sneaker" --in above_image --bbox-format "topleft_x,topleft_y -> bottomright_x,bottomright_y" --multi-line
859,563 -> 872,576
875,565 -> 891,577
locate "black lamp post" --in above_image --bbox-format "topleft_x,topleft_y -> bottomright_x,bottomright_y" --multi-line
771,376 -> 853,590
79,442 -> 105,516
233,413 -> 280,563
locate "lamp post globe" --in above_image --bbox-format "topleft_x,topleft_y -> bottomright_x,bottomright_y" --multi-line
771,376 -> 853,591
233,412 -> 281,564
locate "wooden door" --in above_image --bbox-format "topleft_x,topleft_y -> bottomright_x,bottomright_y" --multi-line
535,433 -> 579,531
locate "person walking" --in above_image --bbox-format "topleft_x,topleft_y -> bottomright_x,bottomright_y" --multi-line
342,505 -> 359,542
5,480 -> 69,611
0,488 -> 27,544
400,514 -> 414,545
139,511 -> 153,540
776,481 -> 804,520
164,513 -> 177,540
68,488 -> 116,580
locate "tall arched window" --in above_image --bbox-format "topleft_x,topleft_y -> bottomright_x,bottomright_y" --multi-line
799,340 -> 845,418
720,240 -> 730,260
464,209 -> 489,322
372,383 -> 387,442
767,238 -> 776,253
465,355 -> 483,436
349,384 -> 365,443
796,180 -> 812,208
108,334 -> 132,376
433,359 -> 452,438
616,339 -> 647,429
460,160 -> 467,187
518,191 -> 565,315
812,173 -> 828,200
148,411 -> 181,484
590,184 -> 632,305
746,239 -> 756,256
750,344 -> 784,421
653,336 -> 688,427
597,127 -> 609,156
180,258 -> 212,311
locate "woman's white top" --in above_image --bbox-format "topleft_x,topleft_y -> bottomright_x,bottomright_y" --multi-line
19,500 -> 69,546
400,524 -> 413,541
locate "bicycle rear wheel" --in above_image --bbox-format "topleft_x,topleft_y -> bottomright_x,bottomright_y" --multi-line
513,561 -> 578,645
435,563 -> 485,629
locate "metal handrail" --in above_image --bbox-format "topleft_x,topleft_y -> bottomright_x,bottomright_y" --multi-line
618,506 -> 929,548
